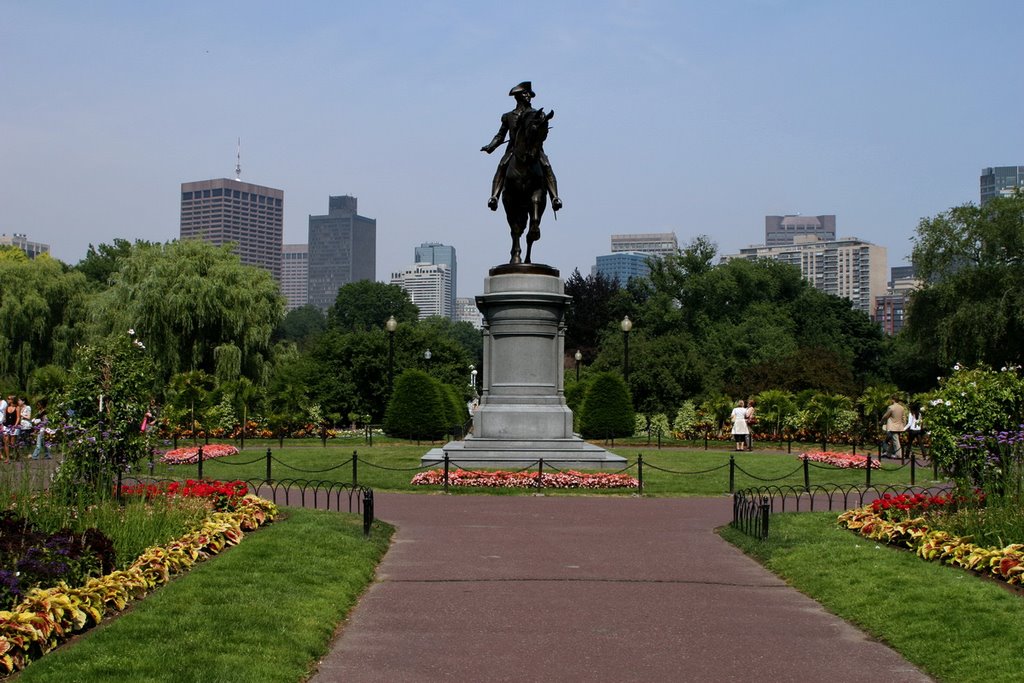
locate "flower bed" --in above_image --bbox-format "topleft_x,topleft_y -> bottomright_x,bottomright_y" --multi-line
159,443 -> 239,465
0,493 -> 278,675
120,479 -> 250,512
838,501 -> 1024,587
799,451 -> 879,469
411,469 -> 639,489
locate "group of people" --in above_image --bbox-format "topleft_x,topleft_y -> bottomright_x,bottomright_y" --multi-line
729,399 -> 757,452
0,395 -> 51,462
881,394 -> 925,460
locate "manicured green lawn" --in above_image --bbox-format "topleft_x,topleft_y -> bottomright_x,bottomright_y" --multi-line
16,508 -> 393,683
721,513 -> 1024,683
146,437 -> 940,496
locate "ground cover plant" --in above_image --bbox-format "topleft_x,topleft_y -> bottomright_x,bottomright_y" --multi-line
721,512 -> 1024,683
13,508 -> 393,683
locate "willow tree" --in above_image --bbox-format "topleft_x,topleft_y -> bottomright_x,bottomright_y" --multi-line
0,253 -> 89,387
89,240 -> 285,387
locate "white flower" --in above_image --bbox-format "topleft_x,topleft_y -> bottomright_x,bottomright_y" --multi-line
945,400 -> 952,406
953,363 -> 962,370
128,328 -> 135,336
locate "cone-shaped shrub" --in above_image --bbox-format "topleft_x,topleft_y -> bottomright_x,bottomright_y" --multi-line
383,369 -> 447,440
579,371 -> 634,439
440,383 -> 466,433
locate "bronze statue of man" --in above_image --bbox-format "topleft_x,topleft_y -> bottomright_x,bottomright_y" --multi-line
481,81 -> 562,212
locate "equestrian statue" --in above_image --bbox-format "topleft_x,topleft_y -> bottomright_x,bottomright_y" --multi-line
481,81 -> 562,265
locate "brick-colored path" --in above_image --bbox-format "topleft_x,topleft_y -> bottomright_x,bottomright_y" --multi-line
310,493 -> 929,682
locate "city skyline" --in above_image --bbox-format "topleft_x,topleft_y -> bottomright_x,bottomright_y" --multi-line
5,3 -> 1024,298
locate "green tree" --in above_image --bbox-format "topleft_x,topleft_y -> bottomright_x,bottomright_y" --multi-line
89,240 -> 284,386
383,370 -> 448,441
906,195 -> 1024,369
579,372 -> 635,439
564,269 -> 624,362
277,304 -> 327,350
75,238 -> 153,287
328,281 -> 418,333
57,331 -> 156,487
0,254 -> 89,386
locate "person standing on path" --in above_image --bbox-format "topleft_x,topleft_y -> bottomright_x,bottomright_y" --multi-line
880,394 -> 907,460
904,401 -> 924,461
730,400 -> 749,452
744,398 -> 757,451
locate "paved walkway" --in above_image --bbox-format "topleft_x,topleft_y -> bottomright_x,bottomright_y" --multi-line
310,493 -> 930,682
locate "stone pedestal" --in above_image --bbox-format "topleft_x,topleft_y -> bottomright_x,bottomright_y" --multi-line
422,264 -> 625,470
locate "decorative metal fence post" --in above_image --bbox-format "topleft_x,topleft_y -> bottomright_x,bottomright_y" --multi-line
265,447 -> 272,483
729,455 -> 735,493
537,459 -> 544,490
759,497 -> 770,539
910,451 -> 916,486
803,456 -> 810,493
362,488 -> 374,538
865,451 -> 872,487
443,454 -> 450,494
352,450 -> 359,486
197,445 -> 204,479
637,453 -> 644,495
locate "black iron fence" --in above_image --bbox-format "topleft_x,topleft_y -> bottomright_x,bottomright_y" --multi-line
119,474 -> 375,537
166,446 -> 942,497
730,482 -> 953,541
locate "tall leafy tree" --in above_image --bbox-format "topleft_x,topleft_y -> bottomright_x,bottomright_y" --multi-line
89,240 -> 284,386
905,195 -> 1024,369
75,238 -> 153,287
328,281 -> 418,332
0,254 -> 89,386
563,269 -> 625,362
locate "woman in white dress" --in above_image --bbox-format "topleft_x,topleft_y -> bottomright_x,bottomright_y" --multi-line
730,400 -> 748,452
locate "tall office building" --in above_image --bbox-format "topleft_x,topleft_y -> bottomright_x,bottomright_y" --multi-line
391,263 -> 453,320
414,242 -> 457,318
610,232 -> 678,256
307,196 -> 377,311
980,166 -> 1024,204
723,235 -> 887,315
593,252 -> 653,286
0,233 -> 49,259
179,178 -> 284,280
765,215 -> 836,247
281,244 -> 308,311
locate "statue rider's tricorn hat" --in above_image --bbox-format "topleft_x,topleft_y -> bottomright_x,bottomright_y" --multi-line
509,81 -> 535,97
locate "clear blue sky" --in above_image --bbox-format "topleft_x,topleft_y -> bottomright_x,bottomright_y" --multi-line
3,1 -> 1022,297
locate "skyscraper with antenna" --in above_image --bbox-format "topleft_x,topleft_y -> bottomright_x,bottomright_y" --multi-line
179,142 -> 284,281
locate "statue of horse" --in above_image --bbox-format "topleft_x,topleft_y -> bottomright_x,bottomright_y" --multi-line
501,108 -> 555,264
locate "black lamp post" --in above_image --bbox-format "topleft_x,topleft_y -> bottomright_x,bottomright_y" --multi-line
620,316 -> 633,382
574,349 -> 582,382
385,315 -> 397,394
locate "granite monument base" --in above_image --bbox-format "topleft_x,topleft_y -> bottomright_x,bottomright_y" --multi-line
421,264 -> 625,470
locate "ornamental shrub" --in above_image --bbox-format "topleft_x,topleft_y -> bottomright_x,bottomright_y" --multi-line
579,372 -> 634,439
673,401 -> 698,438
56,331 -> 157,489
925,364 -> 1024,485
383,370 -> 448,441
